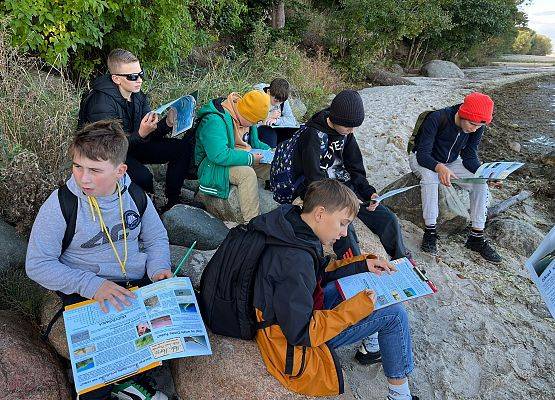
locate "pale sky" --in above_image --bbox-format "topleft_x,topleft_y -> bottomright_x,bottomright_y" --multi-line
520,0 -> 555,44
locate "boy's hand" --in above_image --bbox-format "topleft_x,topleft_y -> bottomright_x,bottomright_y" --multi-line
94,280 -> 136,313
138,112 -> 159,138
152,269 -> 173,281
366,258 -> 396,275
264,117 -> 277,126
253,153 -> 264,164
488,180 -> 503,189
366,193 -> 380,211
269,110 -> 281,119
363,289 -> 376,304
166,108 -> 176,128
435,163 -> 458,187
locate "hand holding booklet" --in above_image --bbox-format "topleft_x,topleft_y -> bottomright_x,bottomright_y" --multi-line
249,148 -> 275,164
452,161 -> 524,184
63,277 -> 211,396
154,94 -> 196,137
336,258 -> 437,310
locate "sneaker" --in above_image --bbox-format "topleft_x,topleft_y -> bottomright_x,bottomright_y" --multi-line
354,342 -> 382,365
420,230 -> 438,255
111,379 -> 168,400
465,236 -> 502,264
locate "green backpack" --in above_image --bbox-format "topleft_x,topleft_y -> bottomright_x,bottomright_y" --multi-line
407,109 -> 449,154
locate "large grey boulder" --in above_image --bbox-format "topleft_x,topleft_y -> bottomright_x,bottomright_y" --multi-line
488,218 -> 544,257
381,173 -> 470,233
162,205 -> 229,250
0,219 -> 28,272
1,311 -> 71,399
366,69 -> 415,86
171,332 -> 351,399
195,182 -> 279,224
170,245 -> 216,289
421,60 -> 465,78
289,98 -> 308,119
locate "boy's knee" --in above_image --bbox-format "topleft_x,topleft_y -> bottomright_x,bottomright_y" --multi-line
419,169 -> 439,185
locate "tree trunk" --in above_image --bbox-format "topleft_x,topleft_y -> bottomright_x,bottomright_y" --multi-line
271,1 -> 285,29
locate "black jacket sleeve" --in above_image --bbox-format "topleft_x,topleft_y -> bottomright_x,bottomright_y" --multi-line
415,111 -> 441,171
296,128 -> 329,198
343,135 -> 376,199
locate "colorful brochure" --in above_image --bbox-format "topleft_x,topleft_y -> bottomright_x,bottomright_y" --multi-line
335,258 -> 437,310
249,148 -> 275,164
525,226 -> 555,318
154,94 -> 196,136
453,161 -> 524,183
63,277 -> 211,396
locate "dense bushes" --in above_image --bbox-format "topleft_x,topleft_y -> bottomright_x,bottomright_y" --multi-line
513,29 -> 552,56
1,0 -> 246,77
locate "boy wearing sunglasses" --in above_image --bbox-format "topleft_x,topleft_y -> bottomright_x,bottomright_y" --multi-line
408,92 -> 502,263
78,49 -> 195,212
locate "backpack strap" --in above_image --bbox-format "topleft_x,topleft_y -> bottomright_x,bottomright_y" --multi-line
58,185 -> 78,254
127,181 -> 147,217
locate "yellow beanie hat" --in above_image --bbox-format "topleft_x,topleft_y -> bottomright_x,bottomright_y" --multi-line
237,90 -> 270,123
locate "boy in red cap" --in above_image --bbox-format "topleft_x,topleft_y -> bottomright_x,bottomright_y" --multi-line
408,92 -> 502,263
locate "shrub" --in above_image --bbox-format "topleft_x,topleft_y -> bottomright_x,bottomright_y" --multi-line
529,34 -> 552,56
0,24 -> 75,233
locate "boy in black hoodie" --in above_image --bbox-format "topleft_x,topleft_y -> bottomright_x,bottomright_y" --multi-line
289,90 -> 413,364
78,49 -> 194,211
252,179 -> 417,399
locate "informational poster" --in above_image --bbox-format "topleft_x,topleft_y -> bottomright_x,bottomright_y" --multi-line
336,258 -> 437,310
63,277 -> 211,395
525,226 -> 555,318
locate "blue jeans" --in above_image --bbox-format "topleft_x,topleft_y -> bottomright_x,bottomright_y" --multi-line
324,282 -> 414,379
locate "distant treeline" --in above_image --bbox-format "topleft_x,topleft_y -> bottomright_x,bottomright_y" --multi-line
0,0 -> 534,79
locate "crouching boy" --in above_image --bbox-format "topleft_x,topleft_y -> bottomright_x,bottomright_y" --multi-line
26,120 -> 171,400
251,179 -> 418,399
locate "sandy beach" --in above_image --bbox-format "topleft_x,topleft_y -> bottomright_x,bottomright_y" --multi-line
335,63 -> 555,399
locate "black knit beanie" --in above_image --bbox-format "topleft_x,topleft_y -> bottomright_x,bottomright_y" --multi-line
329,90 -> 365,127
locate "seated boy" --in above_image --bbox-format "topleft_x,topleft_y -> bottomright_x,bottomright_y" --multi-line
253,78 -> 299,147
194,90 -> 271,223
408,92 -> 502,263
252,179 -> 418,400
26,120 -> 171,400
78,48 -> 195,211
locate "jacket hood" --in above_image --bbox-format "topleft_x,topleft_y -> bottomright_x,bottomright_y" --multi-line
66,173 -> 132,205
197,98 -> 227,119
251,205 -> 323,256
306,109 -> 337,136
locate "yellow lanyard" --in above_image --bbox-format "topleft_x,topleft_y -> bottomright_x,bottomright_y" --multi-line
87,183 -> 128,280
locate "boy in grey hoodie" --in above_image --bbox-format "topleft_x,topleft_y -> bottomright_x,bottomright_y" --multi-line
26,120 -> 170,400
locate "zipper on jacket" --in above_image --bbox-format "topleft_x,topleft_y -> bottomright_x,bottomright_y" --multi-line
446,131 -> 461,163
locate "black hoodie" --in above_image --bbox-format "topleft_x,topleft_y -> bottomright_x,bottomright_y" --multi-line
291,109 -> 376,200
77,74 -> 170,146
252,205 -> 368,347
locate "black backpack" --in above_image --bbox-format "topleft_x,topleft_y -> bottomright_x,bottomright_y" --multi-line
199,223 -> 317,339
57,182 -> 147,253
407,109 -> 450,153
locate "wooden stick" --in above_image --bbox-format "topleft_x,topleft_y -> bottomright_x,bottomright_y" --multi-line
487,190 -> 532,219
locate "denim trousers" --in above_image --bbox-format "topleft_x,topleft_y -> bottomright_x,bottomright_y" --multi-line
324,282 -> 414,379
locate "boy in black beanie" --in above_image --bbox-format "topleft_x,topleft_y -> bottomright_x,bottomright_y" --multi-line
289,89 -> 413,365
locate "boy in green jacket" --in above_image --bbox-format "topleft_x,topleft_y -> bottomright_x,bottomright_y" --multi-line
194,90 -> 271,222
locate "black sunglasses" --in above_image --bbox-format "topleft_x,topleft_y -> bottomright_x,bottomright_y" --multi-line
112,70 -> 145,81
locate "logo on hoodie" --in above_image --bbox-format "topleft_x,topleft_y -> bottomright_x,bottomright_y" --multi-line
124,210 -> 141,230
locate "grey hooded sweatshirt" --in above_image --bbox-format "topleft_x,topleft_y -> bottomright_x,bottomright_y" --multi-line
26,174 -> 170,299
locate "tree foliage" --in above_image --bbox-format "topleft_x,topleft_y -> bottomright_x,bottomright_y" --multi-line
0,0 -> 246,77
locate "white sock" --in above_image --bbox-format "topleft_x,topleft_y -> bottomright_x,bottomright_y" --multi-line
361,333 -> 380,353
387,380 -> 411,400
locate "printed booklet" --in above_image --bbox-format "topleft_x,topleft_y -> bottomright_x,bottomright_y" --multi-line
63,277 -> 211,396
525,226 -> 555,318
336,258 -> 437,310
249,148 -> 275,164
154,94 -> 196,136
453,161 -> 524,183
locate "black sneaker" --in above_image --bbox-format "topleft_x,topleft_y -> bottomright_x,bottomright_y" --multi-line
354,342 -> 382,365
421,230 -> 438,255
465,236 -> 502,264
